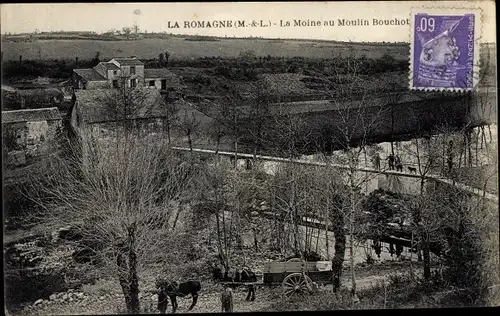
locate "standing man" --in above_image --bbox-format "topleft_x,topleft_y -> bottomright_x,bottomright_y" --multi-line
221,287 -> 234,313
395,155 -> 403,172
387,153 -> 395,170
373,153 -> 381,170
156,278 -> 169,314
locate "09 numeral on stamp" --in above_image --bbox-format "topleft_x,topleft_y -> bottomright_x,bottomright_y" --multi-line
417,17 -> 435,32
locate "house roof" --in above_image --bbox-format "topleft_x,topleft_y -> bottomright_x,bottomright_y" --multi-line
110,57 -> 144,66
2,107 -> 62,124
73,69 -> 107,81
144,68 -> 178,79
99,62 -> 120,70
74,88 -> 168,124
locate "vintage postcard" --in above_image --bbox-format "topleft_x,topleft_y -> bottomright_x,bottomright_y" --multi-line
2,1 -> 498,315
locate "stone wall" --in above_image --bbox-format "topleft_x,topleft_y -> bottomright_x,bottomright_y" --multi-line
86,80 -> 110,89
2,119 -> 62,166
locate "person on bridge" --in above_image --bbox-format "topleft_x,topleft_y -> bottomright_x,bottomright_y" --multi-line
373,153 -> 381,170
388,243 -> 395,257
372,240 -> 382,259
395,155 -> 403,172
387,154 -> 395,170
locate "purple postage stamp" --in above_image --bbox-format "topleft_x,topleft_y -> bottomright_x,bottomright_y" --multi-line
410,8 -> 481,91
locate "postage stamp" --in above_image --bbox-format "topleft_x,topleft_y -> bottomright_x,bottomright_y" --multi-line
409,8 -> 482,91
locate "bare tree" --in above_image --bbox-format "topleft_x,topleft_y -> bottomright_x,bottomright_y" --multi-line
175,110 -> 200,152
103,86 -> 152,141
244,82 -> 272,159
27,135 -> 198,314
269,163 -> 309,255
216,92 -> 245,167
271,102 -> 311,160
199,158 -> 244,271
206,101 -> 230,156
163,97 -> 179,145
315,53 -> 390,299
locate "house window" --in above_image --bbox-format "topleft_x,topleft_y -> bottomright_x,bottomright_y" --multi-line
130,79 -> 137,88
113,70 -> 117,75
130,66 -> 136,75
149,80 -> 155,87
112,80 -> 119,88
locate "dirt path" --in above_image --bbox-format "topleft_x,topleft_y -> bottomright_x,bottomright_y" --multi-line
14,261 -> 419,315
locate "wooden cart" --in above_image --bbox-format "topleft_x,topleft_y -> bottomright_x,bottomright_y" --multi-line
263,258 -> 333,298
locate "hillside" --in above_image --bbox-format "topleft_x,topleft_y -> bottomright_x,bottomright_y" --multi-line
1,37 -> 409,61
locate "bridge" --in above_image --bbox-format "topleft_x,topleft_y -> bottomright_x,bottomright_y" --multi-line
172,146 -> 498,203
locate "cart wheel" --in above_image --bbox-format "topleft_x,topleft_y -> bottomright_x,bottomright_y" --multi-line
282,273 -> 313,298
287,258 -> 302,262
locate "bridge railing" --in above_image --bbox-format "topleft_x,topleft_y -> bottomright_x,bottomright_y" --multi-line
171,146 -> 498,203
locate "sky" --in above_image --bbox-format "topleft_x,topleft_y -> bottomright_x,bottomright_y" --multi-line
1,2 -> 496,42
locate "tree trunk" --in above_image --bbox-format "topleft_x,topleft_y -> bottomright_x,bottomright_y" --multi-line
420,178 -> 426,196
127,225 -> 140,314
167,121 -> 171,145
417,243 -> 422,262
253,227 -> 258,252
458,143 -> 463,169
116,226 -> 140,314
315,227 -> 321,253
467,129 -> 473,167
331,211 -> 346,292
325,198 -> 330,259
293,209 -> 299,254
234,138 -> 238,168
304,220 -> 309,253
215,212 -> 226,269
442,140 -> 446,171
172,203 -> 182,231
409,232 -> 414,280
475,128 -> 479,167
481,126 -> 488,151
422,238 -> 431,279
332,232 -> 346,292
215,138 -> 220,156
117,251 -> 132,311
349,190 -> 356,296
188,133 -> 193,152
128,249 -> 140,314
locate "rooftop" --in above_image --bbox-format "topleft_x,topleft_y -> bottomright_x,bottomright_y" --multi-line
110,57 -> 144,66
73,69 -> 107,81
2,107 -> 62,124
74,88 -> 168,123
144,68 -> 178,79
99,62 -> 120,70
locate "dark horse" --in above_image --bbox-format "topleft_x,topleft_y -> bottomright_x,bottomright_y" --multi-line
156,279 -> 201,314
212,266 -> 258,301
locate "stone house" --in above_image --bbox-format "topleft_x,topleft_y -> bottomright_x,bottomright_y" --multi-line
70,88 -> 173,139
2,107 -> 63,165
72,57 -> 180,92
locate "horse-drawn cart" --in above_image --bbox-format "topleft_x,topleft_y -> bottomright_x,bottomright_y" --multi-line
218,258 -> 333,300
263,258 -> 333,298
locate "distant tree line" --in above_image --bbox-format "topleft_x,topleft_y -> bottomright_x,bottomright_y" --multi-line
1,54 -> 409,81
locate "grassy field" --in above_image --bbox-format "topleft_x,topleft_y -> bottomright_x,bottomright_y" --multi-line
1,37 -> 409,61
